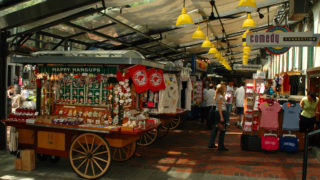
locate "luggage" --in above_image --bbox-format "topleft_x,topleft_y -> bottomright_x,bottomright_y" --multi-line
241,134 -> 261,151
280,136 -> 298,152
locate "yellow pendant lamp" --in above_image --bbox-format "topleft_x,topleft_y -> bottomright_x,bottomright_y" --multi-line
214,52 -> 221,59
192,25 -> 205,39
202,36 -> 212,48
201,23 -> 212,48
176,0 -> 194,27
242,13 -> 256,29
208,45 -> 218,54
237,0 -> 257,12
243,46 -> 251,52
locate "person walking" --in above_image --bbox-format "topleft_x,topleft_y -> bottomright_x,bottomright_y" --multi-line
234,82 -> 245,128
205,83 -> 216,129
225,81 -> 235,125
208,83 -> 228,151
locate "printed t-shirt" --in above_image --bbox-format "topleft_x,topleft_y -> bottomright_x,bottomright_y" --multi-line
259,102 -> 281,130
225,85 -> 234,104
205,89 -> 216,107
282,102 -> 302,130
216,95 -> 226,111
283,73 -> 290,92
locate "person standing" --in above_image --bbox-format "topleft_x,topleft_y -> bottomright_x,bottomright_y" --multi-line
225,81 -> 235,125
234,82 -> 245,128
205,83 -> 216,129
208,83 -> 228,151
300,91 -> 319,134
7,85 -> 15,115
200,84 -> 209,123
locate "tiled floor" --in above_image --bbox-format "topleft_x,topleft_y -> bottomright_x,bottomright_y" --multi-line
0,115 -> 320,180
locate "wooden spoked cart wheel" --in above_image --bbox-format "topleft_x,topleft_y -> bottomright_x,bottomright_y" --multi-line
161,116 -> 181,130
111,142 -> 136,162
69,133 -> 111,179
137,128 -> 158,146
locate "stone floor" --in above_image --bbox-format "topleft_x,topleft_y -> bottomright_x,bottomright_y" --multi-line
1,115 -> 320,180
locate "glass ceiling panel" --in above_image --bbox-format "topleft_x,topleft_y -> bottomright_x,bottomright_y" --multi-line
97,24 -> 134,38
42,24 -> 80,37
70,13 -> 113,30
0,0 -> 46,16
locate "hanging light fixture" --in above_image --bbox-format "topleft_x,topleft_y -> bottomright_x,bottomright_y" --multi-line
242,13 -> 256,29
176,0 -> 194,27
208,45 -> 218,54
202,23 -> 212,48
192,25 -> 205,39
243,46 -> 251,52
237,0 -> 257,12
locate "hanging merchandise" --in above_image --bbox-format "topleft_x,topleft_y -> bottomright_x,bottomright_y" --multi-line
259,101 -> 281,130
261,135 -> 279,151
282,102 -> 302,130
158,74 -> 179,113
128,65 -> 149,93
289,75 -> 299,95
280,136 -> 298,152
283,73 -> 290,92
147,68 -> 166,92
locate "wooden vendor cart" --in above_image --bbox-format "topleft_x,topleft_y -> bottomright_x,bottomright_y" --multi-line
6,50 -> 164,179
136,109 -> 188,147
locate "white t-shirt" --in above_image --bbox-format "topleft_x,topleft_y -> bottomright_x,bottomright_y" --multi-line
234,86 -> 245,107
201,89 -> 208,107
216,95 -> 226,111
205,88 -> 216,107
225,85 -> 234,104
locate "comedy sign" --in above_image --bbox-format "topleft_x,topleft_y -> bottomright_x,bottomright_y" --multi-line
246,26 -> 291,55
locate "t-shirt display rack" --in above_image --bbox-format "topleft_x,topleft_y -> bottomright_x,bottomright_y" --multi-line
241,78 -> 305,152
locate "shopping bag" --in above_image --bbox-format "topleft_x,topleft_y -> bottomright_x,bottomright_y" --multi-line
280,137 -> 298,152
241,134 -> 261,151
261,135 -> 279,151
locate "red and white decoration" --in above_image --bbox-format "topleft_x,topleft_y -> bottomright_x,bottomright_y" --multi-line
147,68 -> 166,92
128,65 -> 149,93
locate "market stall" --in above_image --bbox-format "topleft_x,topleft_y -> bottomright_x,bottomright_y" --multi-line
3,50 -> 164,179
136,63 -> 190,145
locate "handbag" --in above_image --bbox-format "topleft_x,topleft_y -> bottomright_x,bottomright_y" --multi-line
261,135 -> 279,151
241,134 -> 261,151
217,122 -> 226,131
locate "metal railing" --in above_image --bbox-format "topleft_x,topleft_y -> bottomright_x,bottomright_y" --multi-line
302,129 -> 320,180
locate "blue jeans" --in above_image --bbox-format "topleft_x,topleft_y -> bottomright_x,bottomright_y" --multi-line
226,104 -> 232,123
208,111 -> 227,148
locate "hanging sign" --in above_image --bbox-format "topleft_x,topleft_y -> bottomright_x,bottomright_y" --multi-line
147,68 -> 166,92
233,64 -> 262,71
38,66 -> 117,74
128,65 -> 149,93
246,26 -> 291,55
246,32 -> 320,47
